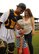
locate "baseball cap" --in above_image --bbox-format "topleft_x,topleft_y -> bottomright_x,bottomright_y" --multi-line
17,3 -> 26,10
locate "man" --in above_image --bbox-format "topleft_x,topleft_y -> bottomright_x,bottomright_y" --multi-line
0,3 -> 26,54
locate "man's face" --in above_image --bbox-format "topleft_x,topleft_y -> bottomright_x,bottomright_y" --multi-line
17,7 -> 24,14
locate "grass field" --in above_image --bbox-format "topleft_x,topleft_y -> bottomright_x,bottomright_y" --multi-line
14,30 -> 39,54
32,30 -> 39,54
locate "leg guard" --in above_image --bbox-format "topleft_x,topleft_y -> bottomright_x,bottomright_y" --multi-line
0,39 -> 7,54
0,47 -> 7,54
8,43 -> 15,54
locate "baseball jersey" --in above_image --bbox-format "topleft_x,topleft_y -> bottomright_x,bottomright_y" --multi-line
0,10 -> 22,43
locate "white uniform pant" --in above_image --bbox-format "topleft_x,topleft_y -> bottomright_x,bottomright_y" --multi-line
0,24 -> 15,43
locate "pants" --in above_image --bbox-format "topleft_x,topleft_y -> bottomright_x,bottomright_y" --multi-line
24,31 -> 33,54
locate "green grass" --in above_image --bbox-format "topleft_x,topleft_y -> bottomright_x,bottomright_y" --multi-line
32,31 -> 39,54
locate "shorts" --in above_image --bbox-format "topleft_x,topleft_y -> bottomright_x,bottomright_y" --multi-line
16,37 -> 28,48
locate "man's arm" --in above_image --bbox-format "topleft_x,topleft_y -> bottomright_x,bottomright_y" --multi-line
0,10 -> 10,28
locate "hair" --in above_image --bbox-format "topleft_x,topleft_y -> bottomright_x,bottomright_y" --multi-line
25,8 -> 33,17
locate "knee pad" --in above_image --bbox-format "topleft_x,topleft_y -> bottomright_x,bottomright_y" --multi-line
0,39 -> 7,48
0,47 -> 7,54
0,39 -> 7,54
8,43 -> 15,53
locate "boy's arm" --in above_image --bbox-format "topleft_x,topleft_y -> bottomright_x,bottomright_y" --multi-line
0,10 -> 10,28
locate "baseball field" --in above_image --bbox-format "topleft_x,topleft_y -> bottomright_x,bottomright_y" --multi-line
32,30 -> 39,54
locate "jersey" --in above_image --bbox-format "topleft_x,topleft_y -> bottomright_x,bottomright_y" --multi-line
0,9 -> 22,43
5,9 -> 22,29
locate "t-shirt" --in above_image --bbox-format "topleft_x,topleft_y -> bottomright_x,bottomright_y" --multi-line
17,18 -> 32,34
